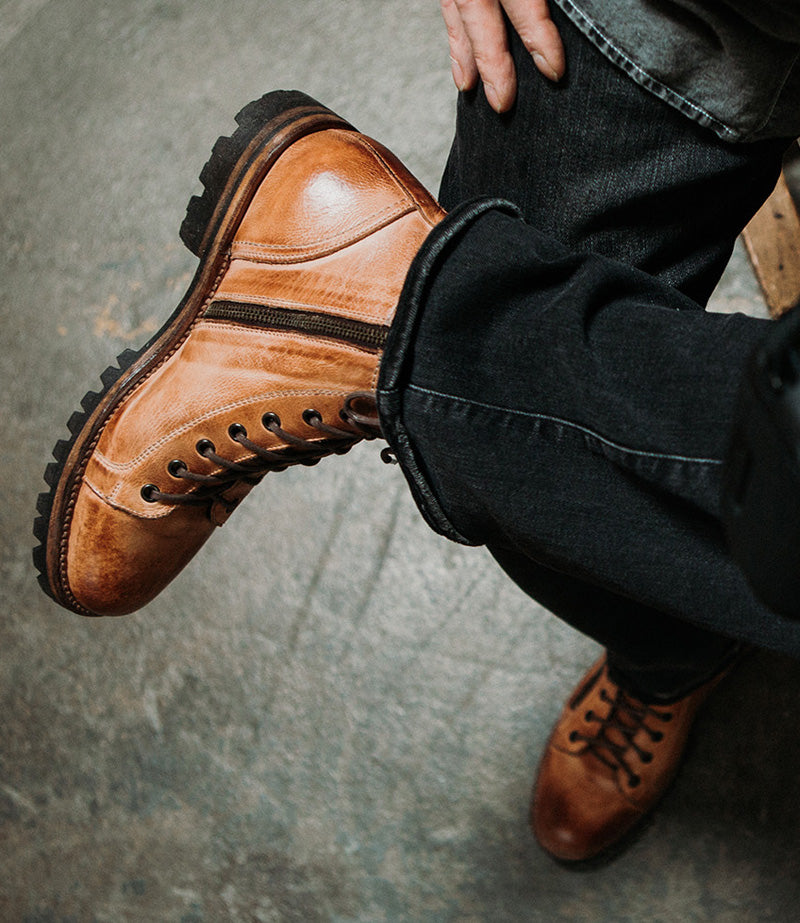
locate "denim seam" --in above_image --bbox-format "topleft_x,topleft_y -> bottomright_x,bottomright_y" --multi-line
407,383 -> 724,467
378,198 -> 522,546
552,0 -> 740,142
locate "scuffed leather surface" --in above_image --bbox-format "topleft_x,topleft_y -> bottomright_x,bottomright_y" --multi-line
531,656 -> 720,862
65,127 -> 444,616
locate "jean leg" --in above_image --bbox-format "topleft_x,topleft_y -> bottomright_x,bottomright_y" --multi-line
439,3 -> 787,305
379,205 -> 800,662
430,6 -> 790,693
489,546 -> 742,701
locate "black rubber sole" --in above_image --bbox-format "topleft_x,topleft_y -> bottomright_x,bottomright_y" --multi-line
32,348 -> 139,604
33,89 -> 354,614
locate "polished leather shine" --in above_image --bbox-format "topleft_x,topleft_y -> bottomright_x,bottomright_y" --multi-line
51,121 -> 444,616
531,656 -> 723,863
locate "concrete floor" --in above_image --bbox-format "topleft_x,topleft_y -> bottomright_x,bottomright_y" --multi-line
4,1 -> 800,920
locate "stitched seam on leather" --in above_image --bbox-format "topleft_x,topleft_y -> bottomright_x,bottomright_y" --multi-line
83,475 -> 172,520
196,320 -> 382,355
96,385 -> 367,473
98,256 -> 232,422
57,254 -> 232,599
355,135 -> 444,227
233,201 -> 413,262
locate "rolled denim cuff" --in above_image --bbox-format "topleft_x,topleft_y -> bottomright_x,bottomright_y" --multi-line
377,197 -> 521,544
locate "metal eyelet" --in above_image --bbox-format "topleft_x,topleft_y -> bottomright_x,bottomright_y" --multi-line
302,408 -> 321,426
262,412 -> 281,430
167,459 -> 187,477
228,423 -> 247,440
196,438 -> 215,457
141,484 -> 159,502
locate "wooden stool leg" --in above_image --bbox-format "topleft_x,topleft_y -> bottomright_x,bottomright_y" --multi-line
742,166 -> 800,317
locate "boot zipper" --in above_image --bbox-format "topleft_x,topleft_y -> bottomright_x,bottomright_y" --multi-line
204,299 -> 389,352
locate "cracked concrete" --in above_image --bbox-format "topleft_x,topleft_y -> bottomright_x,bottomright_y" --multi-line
3,0 -> 800,920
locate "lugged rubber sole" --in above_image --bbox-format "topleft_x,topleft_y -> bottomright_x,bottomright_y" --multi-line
33,90 -> 355,615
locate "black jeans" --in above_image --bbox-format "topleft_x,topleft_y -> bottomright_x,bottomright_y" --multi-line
378,7 -> 797,701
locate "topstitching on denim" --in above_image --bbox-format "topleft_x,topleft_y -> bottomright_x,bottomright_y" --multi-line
552,0 -> 739,141
405,383 -> 725,468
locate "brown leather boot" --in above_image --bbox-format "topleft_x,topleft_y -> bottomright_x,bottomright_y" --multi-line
34,91 -> 444,617
531,655 -> 727,863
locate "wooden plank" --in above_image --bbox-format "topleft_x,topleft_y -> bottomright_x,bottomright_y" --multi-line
742,169 -> 800,317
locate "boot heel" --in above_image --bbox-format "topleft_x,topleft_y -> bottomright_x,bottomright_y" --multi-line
180,90 -> 354,258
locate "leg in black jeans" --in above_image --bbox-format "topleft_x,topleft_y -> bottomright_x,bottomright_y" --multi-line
379,206 -> 800,673
428,7 -> 791,700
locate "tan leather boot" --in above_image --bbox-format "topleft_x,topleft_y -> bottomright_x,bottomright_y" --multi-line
34,91 -> 444,617
531,655 -> 727,863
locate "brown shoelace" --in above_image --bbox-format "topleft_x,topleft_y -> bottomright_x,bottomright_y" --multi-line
140,391 -> 393,508
569,687 -> 674,788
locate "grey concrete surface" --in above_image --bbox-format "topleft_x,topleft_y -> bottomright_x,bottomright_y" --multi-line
3,1 -> 800,920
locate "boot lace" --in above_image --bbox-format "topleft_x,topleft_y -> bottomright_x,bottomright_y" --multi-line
140,391 -> 395,509
569,687 -> 674,788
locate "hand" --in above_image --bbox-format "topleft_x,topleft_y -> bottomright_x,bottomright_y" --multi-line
440,0 -> 565,113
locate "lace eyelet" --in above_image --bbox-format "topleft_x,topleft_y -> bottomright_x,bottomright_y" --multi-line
168,459 -> 187,477
141,484 -> 159,503
262,412 -> 281,430
302,408 -> 321,426
640,751 -> 653,764
228,423 -> 247,440
196,438 -> 215,457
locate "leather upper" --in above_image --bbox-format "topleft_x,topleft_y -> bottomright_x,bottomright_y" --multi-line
531,656 -> 722,862
63,126 -> 444,615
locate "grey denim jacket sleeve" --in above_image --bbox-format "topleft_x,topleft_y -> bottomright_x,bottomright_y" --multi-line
553,0 -> 800,142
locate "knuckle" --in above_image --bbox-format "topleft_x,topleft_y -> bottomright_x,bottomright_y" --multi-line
473,46 -> 510,71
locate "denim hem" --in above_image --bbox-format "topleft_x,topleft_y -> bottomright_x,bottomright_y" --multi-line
377,197 -> 521,545
551,0 -> 741,143
607,641 -> 748,704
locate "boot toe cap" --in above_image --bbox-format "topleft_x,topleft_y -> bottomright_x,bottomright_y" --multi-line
63,483 -> 215,617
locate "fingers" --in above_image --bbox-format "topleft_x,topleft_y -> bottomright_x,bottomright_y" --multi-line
503,0 -> 565,81
441,0 -> 517,112
440,0 -> 479,92
440,0 -> 565,113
